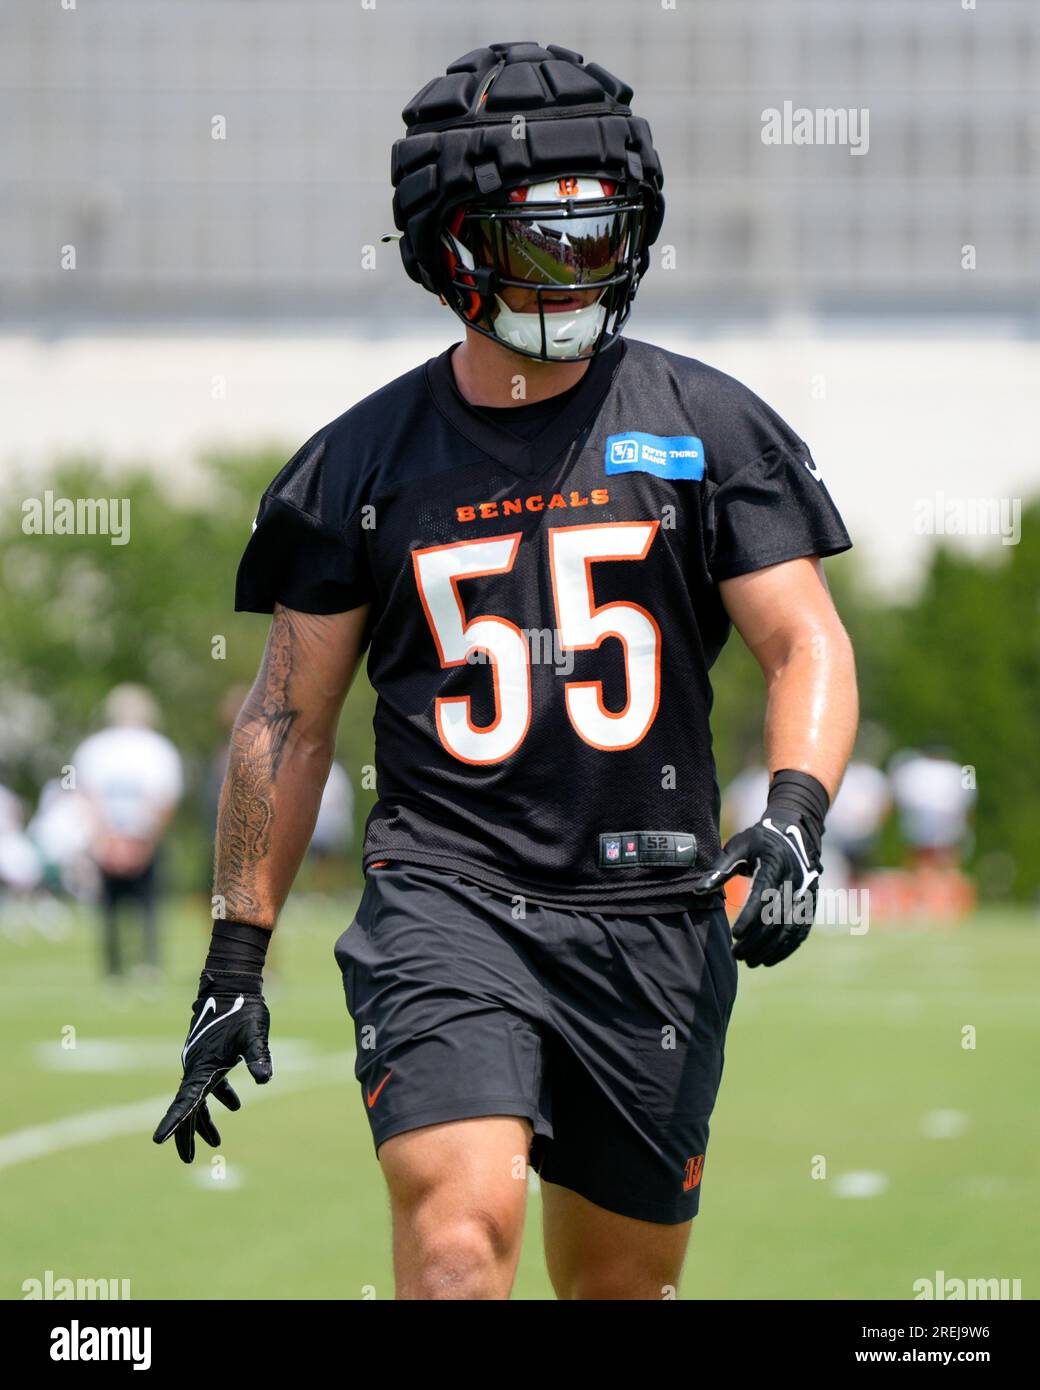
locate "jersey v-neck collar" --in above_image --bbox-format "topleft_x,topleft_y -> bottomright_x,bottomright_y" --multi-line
424,336 -> 626,481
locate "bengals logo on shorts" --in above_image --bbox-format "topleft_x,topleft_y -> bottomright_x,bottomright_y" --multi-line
682,1155 -> 705,1192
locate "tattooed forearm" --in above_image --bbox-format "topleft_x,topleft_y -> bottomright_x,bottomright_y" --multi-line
215,608 -> 300,922
210,602 -> 368,930
256,603 -> 297,778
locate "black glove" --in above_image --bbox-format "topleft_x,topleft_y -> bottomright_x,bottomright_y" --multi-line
153,921 -> 273,1163
692,769 -> 828,968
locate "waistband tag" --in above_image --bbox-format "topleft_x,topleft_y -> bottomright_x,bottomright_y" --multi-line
598,832 -> 697,868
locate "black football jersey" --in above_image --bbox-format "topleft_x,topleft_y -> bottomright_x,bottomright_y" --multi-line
236,336 -> 851,909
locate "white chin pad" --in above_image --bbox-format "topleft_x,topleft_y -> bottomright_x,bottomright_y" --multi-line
492,296 -> 606,359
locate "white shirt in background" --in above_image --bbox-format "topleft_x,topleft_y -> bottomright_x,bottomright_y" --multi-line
311,760 -> 355,852
889,755 -> 975,850
828,762 -> 890,847
72,727 -> 184,839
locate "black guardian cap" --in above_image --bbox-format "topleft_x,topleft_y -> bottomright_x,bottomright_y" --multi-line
390,42 -> 665,361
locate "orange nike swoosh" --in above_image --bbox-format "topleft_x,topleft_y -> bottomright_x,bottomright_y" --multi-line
366,1069 -> 394,1109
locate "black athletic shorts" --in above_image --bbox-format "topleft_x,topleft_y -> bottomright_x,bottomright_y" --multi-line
333,862 -> 738,1224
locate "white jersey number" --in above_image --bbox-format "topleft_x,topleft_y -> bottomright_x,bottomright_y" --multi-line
413,521 -> 661,766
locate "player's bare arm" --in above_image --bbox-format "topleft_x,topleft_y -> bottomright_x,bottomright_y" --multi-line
720,556 -> 858,798
215,602 -> 369,927
693,557 -> 859,967
154,602 -> 368,1161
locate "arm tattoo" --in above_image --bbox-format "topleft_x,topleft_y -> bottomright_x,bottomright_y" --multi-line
215,608 -> 299,921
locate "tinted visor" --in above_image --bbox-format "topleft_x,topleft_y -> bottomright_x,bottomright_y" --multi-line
467,202 -> 643,289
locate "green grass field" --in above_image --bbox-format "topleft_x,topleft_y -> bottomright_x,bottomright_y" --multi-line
2,897 -> 1036,1300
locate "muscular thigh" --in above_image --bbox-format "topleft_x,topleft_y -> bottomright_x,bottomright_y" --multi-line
380,1115 -> 532,1298
380,1114 -> 532,1215
541,1180 -> 692,1300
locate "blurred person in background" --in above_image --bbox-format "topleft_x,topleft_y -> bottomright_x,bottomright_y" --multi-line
72,684 -> 184,980
889,745 -> 975,873
0,780 -> 44,917
0,783 -> 23,836
26,777 -> 96,902
823,727 -> 892,890
888,744 -> 976,919
308,759 -> 354,894
721,763 -> 770,844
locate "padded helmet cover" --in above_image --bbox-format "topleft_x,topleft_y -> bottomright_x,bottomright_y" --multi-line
390,41 -> 665,297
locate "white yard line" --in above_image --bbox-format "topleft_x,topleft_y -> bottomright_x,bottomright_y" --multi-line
0,1051 -> 355,1172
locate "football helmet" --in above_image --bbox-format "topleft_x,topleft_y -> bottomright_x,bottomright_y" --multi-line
391,41 -> 665,362
441,174 -> 647,360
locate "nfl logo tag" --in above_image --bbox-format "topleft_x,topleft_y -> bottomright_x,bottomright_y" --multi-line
605,839 -> 620,861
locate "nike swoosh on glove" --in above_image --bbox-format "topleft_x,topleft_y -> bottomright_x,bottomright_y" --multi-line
690,817 -> 821,968
153,970 -> 273,1162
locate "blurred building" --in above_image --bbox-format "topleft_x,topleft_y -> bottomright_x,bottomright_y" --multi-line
3,0 -> 1038,325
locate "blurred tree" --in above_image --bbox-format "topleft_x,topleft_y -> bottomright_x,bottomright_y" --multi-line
0,454 -> 377,889
877,504 -> 1040,903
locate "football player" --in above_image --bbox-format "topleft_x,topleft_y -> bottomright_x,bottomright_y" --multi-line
155,41 -> 858,1299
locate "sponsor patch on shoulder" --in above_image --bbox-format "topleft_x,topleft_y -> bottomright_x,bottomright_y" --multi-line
605,432 -> 705,480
